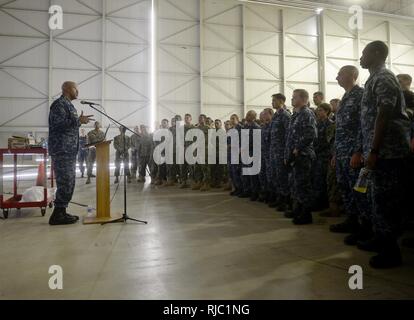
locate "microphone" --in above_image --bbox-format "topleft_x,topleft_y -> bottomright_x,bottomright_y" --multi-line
80,100 -> 101,106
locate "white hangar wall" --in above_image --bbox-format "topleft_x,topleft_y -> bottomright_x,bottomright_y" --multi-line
0,0 -> 414,146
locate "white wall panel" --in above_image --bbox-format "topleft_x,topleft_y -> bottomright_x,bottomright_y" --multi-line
202,0 -> 243,121
244,4 -> 282,114
157,0 -> 200,122
1,0 -> 414,147
323,11 -> 358,100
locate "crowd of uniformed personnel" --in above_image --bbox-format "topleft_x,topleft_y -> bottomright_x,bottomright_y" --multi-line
77,40 -> 414,269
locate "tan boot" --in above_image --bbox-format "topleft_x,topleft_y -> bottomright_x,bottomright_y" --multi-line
179,182 -> 189,189
165,180 -> 175,187
192,182 -> 201,190
223,182 -> 232,191
200,183 -> 210,192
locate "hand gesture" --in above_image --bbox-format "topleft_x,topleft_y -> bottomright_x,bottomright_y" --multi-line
79,111 -> 94,124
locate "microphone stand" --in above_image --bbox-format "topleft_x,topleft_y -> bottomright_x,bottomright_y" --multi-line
83,102 -> 147,226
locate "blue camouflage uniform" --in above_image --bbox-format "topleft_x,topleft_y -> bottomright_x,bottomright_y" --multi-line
335,85 -> 370,221
361,66 -> 411,239
228,123 -> 243,193
270,108 -> 291,198
77,135 -> 88,176
260,122 -> 272,196
312,118 -> 334,206
241,121 -> 261,196
48,95 -> 80,209
285,106 -> 317,209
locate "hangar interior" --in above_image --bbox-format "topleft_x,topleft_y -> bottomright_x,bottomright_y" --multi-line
0,0 -> 413,300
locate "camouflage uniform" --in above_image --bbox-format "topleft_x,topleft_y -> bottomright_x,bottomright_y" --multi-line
259,122 -> 272,196
194,124 -> 211,184
285,106 -> 317,209
361,66 -> 411,239
77,135 -> 88,176
326,122 -> 343,206
86,129 -> 105,177
180,124 -> 194,184
167,126 -> 178,183
241,121 -> 261,196
114,133 -> 131,177
270,108 -> 291,199
312,118 -> 335,206
228,123 -> 243,192
138,133 -> 153,178
210,128 -> 226,187
404,91 -> 414,200
335,85 -> 369,220
48,95 -> 80,208
130,134 -> 141,179
151,135 -> 167,182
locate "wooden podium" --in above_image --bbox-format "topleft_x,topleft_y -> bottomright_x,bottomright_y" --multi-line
83,140 -> 122,224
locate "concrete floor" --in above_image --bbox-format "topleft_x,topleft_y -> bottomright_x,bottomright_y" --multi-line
1,177 -> 414,300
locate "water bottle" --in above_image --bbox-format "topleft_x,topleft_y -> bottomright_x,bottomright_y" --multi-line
86,205 -> 94,217
354,167 -> 371,193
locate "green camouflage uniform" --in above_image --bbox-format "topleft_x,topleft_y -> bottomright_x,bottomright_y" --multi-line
86,129 -> 105,177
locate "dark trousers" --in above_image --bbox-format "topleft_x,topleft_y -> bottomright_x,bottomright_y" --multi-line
312,155 -> 329,205
77,149 -> 88,175
139,155 -> 150,178
336,157 -> 370,220
229,163 -> 243,191
52,154 -> 77,208
292,155 -> 313,208
370,159 -> 409,239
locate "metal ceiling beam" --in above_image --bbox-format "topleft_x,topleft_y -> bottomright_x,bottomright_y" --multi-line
238,0 -> 414,22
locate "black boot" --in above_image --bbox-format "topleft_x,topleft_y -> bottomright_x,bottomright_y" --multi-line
293,205 -> 313,225
64,208 -> 79,221
402,237 -> 414,249
268,194 -> 280,208
250,193 -> 259,202
357,236 -> 382,253
329,216 -> 359,234
369,237 -> 402,269
344,219 -> 373,246
238,191 -> 251,198
265,192 -> 273,204
285,201 -> 300,219
258,191 -> 267,203
230,189 -> 241,196
276,195 -> 288,212
49,207 -> 78,226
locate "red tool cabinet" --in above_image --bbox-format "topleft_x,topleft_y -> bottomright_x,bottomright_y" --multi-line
0,148 -> 54,219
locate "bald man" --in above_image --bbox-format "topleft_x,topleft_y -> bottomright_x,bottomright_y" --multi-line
48,81 -> 93,225
330,66 -> 371,244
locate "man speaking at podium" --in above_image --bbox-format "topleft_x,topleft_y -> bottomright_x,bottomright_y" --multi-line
48,81 -> 93,225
